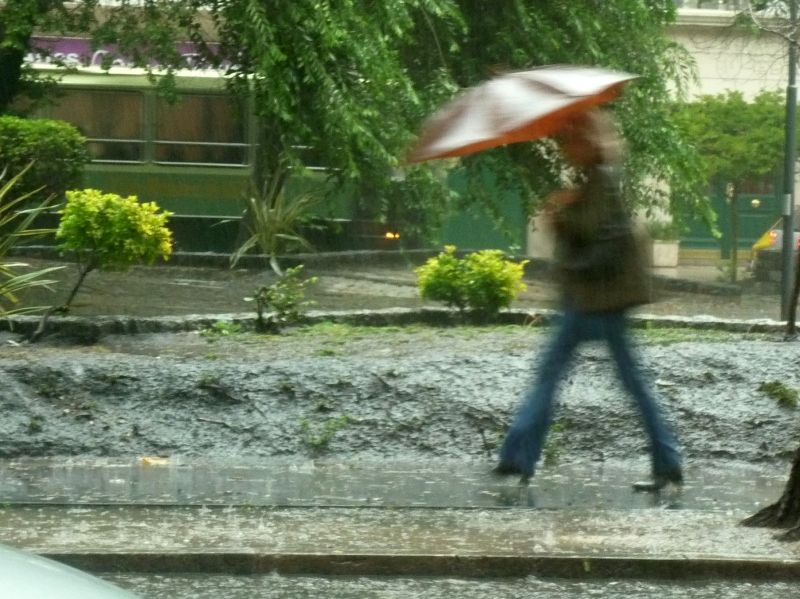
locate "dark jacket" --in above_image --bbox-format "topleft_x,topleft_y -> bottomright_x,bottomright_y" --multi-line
552,164 -> 651,312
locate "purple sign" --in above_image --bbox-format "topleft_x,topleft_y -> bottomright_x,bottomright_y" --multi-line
26,36 -> 221,70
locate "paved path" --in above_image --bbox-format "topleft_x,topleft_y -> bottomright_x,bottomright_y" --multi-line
1,457 -> 798,580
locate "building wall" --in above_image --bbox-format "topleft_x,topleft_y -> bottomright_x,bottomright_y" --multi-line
670,8 -> 788,99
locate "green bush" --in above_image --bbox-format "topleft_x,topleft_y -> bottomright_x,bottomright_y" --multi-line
0,116 -> 88,201
0,166 -> 63,315
55,189 -> 173,310
57,189 -> 173,271
416,245 -> 528,318
246,265 -> 318,332
463,250 -> 529,317
415,245 -> 469,311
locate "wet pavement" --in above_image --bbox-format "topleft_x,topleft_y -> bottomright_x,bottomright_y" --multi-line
0,457 -> 786,511
1,457 -> 799,583
99,574 -> 800,599
12,256 -> 790,321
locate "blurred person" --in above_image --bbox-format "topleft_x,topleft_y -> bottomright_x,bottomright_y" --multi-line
493,108 -> 683,492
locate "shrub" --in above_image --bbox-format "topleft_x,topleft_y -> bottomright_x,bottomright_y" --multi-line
0,116 -> 88,201
415,245 -> 469,311
246,265 -> 318,332
55,189 -> 173,310
0,166 -> 63,315
463,250 -> 529,317
758,381 -> 799,408
416,245 -> 528,318
231,168 -> 320,275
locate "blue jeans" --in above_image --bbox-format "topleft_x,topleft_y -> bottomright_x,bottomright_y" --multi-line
498,309 -> 682,478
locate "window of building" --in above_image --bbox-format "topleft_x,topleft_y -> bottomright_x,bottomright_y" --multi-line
154,94 -> 247,165
45,89 -> 145,162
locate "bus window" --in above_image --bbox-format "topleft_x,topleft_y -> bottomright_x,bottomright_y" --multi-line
155,94 -> 247,166
46,89 -> 145,162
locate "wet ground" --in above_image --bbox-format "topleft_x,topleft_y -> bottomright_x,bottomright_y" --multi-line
1,326 -> 799,464
4,255 -> 800,597
0,457 -> 785,510
9,257 -> 788,321
2,456 -> 799,597
101,574 -> 800,599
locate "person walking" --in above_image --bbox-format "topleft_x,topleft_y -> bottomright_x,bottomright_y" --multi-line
493,108 -> 683,492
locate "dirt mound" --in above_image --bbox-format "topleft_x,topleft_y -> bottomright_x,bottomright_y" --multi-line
1,325 -> 797,466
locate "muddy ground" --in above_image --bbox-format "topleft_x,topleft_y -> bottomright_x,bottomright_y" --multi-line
1,258 -> 798,467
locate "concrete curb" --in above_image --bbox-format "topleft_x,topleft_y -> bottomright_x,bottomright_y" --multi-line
46,552 -> 800,580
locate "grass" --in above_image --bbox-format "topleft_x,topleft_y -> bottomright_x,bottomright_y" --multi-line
192,320 -> 768,351
633,325 -> 770,345
200,320 -> 244,339
299,414 -> 351,453
758,381 -> 799,408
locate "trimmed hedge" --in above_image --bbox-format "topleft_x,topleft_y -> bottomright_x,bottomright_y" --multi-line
0,115 -> 88,201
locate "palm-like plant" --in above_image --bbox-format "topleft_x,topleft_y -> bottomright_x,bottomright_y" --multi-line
230,168 -> 319,276
0,166 -> 63,316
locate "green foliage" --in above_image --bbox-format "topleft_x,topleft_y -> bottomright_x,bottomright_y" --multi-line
462,249 -> 529,317
200,320 -> 244,339
0,166 -> 63,315
57,189 -> 173,272
54,188 -> 172,312
230,171 -> 320,276
672,89 -> 785,276
27,415 -> 44,434
300,414 -> 350,453
646,220 -> 682,241
0,115 -> 88,201
440,2 -> 706,228
672,90 -> 785,189
415,245 -> 469,310
245,265 -> 318,332
416,245 -> 527,318
758,380 -> 799,408
543,420 -> 567,467
4,1 -> 706,238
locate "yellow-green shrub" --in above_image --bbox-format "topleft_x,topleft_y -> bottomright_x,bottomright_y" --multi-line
416,245 -> 527,318
57,189 -> 173,271
462,249 -> 528,317
53,189 -> 173,312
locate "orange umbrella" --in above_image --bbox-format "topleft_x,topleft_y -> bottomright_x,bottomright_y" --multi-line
407,65 -> 637,163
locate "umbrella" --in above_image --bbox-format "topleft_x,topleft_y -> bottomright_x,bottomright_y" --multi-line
407,65 -> 637,163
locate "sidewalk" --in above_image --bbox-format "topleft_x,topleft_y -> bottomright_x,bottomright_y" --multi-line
1,457 -> 798,579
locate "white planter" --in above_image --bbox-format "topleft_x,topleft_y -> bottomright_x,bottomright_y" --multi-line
651,240 -> 680,268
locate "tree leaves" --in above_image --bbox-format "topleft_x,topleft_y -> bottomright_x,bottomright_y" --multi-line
7,0 -> 707,243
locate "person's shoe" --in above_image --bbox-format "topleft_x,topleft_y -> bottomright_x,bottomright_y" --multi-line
491,462 -> 532,486
632,470 -> 683,493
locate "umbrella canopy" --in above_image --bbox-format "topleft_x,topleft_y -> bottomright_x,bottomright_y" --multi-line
407,65 -> 637,163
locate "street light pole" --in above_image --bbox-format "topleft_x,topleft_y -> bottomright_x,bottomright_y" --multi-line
781,0 -> 798,320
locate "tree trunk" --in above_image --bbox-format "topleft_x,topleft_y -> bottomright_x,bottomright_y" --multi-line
741,446 -> 800,541
0,0 -> 52,112
0,46 -> 25,113
729,185 -> 739,284
786,246 -> 800,336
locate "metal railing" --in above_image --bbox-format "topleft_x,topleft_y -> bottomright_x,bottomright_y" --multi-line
676,0 -> 744,9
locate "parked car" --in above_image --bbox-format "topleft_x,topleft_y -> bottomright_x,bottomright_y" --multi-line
0,543 -> 140,598
749,219 -> 800,282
